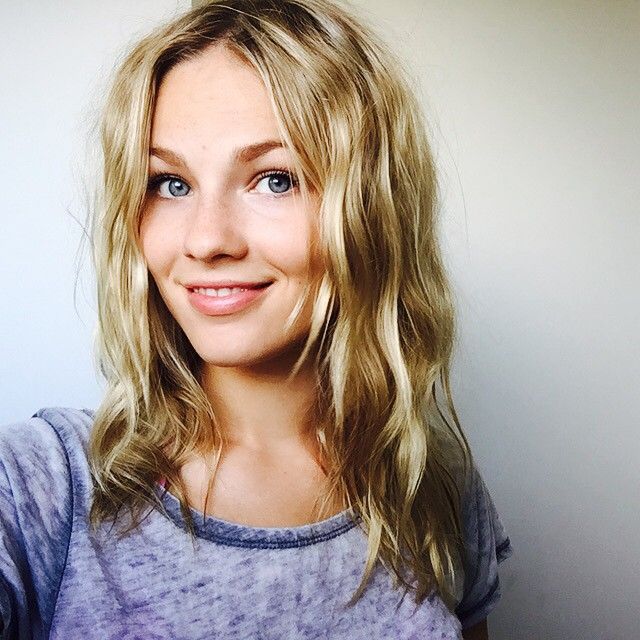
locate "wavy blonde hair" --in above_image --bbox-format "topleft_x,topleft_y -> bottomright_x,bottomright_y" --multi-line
87,0 -> 473,612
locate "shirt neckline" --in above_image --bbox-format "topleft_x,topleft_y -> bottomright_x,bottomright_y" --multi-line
155,482 -> 361,549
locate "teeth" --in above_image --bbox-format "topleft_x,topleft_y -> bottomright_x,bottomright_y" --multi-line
193,287 -> 248,297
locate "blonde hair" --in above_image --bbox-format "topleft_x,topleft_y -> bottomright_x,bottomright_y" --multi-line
87,0 -> 473,612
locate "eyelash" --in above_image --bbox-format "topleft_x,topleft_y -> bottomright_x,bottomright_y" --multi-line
146,168 -> 299,199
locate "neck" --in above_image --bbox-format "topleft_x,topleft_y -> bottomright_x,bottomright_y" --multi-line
200,352 -> 320,453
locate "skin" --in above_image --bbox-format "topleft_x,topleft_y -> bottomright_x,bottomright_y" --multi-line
139,42 -> 332,526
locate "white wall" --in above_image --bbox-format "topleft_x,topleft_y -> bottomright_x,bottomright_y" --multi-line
349,1 -> 639,638
1,1 -> 638,638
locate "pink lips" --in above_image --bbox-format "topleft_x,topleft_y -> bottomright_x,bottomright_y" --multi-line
186,283 -> 272,316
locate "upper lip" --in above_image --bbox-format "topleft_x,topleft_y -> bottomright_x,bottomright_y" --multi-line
185,280 -> 273,289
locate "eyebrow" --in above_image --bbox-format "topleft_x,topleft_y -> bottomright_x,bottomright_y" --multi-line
149,140 -> 286,167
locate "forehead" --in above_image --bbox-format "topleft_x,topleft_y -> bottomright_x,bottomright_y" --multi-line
151,44 -> 279,144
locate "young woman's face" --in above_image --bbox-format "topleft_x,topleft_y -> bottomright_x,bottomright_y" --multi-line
140,44 -> 323,370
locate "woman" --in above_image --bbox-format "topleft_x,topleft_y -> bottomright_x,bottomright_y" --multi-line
0,1 -> 512,638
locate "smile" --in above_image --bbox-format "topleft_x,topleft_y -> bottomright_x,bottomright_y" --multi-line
186,283 -> 272,316
193,286 -> 251,297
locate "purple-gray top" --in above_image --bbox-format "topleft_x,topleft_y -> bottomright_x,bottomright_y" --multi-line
0,407 -> 512,639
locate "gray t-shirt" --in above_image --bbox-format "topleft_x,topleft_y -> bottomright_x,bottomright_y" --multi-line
0,407 -> 512,639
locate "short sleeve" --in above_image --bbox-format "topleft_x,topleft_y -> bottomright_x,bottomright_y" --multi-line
0,415 -> 75,639
454,463 -> 513,629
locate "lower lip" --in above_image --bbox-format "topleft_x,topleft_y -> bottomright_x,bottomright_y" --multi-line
186,284 -> 272,316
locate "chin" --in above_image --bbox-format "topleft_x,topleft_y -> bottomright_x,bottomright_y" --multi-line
191,337 -> 275,366
195,336 -> 310,372
194,344 -> 262,367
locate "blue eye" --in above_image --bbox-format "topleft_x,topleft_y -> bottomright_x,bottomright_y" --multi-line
147,174 -> 191,198
146,170 -> 298,199
254,171 -> 298,196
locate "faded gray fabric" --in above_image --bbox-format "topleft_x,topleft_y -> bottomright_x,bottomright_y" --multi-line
0,407 -> 512,639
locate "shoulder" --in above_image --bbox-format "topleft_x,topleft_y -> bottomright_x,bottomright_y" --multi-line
454,460 -> 514,630
0,406 -> 96,505
0,407 -> 96,635
460,462 -> 512,559
26,405 -> 94,447
0,406 -> 94,452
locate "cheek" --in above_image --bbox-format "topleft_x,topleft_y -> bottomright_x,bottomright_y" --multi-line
274,216 -> 321,279
139,216 -> 174,277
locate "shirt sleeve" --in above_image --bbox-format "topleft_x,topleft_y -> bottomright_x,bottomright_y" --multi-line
0,415 -> 74,639
454,462 -> 514,630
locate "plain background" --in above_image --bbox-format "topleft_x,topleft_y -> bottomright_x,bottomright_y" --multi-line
1,1 -> 638,638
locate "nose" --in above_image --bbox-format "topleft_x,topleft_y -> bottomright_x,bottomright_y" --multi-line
182,193 -> 248,262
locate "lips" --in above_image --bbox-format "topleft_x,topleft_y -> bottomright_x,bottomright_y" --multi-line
185,280 -> 272,290
185,281 -> 272,316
